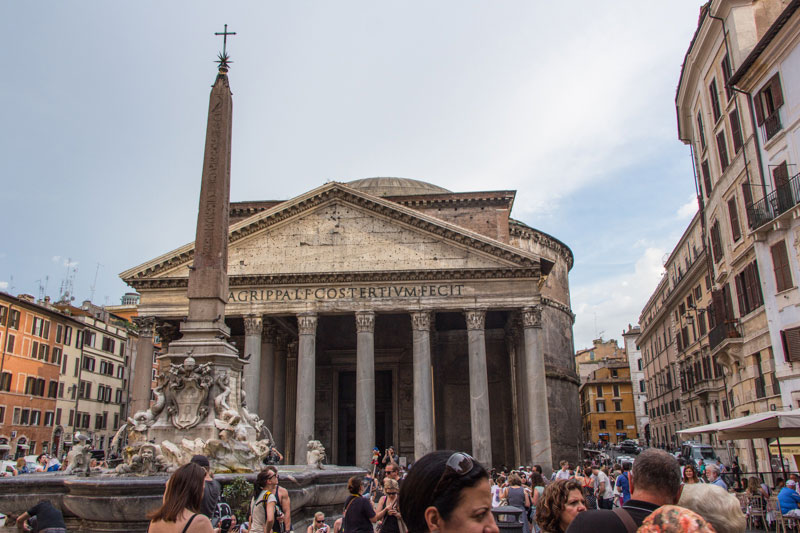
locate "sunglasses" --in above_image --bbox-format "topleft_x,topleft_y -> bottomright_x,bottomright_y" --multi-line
385,491 -> 398,495
316,519 -> 324,523
431,452 -> 475,503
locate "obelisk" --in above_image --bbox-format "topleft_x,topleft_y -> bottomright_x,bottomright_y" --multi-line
148,39 -> 254,444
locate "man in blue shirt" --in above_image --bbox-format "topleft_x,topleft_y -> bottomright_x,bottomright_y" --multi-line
706,464 -> 727,491
779,480 -> 800,517
615,462 -> 632,504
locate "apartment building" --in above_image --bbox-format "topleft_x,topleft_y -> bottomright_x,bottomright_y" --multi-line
580,360 -> 640,445
575,338 -> 627,382
0,293 -> 79,458
622,325 -> 649,444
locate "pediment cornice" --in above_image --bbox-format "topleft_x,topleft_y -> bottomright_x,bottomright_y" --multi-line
121,182 -> 542,283
127,267 -> 540,290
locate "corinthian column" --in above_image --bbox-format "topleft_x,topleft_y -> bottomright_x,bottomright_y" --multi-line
243,316 -> 263,412
131,317 -> 156,415
294,313 -> 318,462
355,311 -> 376,469
522,305 -> 552,477
272,332 -> 288,453
411,311 -> 434,460
259,323 -> 277,425
465,309 -> 492,467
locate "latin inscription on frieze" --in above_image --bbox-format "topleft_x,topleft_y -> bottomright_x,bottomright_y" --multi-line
228,284 -> 466,303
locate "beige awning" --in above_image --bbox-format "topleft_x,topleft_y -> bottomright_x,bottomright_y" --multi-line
677,409 -> 800,440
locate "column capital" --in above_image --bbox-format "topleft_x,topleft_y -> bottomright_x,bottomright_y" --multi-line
464,309 -> 486,331
262,322 -> 278,342
410,311 -> 432,332
287,340 -> 299,359
521,306 -> 543,328
297,313 -> 318,335
244,315 -> 263,336
132,316 -> 157,337
155,321 -> 180,344
355,311 -> 376,333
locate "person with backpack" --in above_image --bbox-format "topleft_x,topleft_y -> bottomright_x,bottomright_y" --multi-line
248,470 -> 282,533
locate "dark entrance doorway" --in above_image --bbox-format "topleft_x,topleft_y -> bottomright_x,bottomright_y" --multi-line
337,370 -> 394,465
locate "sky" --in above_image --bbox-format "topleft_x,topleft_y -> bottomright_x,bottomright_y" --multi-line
1,1 -> 704,351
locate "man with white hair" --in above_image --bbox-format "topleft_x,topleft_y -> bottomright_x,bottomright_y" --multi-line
706,464 -> 727,491
679,483 -> 746,533
779,479 -> 800,517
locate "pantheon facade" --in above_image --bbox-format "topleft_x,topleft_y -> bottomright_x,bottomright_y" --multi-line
122,177 -> 579,470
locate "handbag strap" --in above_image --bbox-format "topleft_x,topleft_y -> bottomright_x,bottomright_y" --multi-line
613,507 -> 637,533
180,513 -> 198,533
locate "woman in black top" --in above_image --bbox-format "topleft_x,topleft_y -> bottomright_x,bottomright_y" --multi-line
374,478 -> 402,533
342,475 -> 390,533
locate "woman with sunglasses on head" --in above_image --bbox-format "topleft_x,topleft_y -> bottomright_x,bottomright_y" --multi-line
399,450 -> 499,533
375,478 -> 403,533
248,469 -> 280,533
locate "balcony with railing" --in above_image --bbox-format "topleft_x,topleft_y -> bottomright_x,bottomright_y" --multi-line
746,171 -> 800,229
709,320 -> 742,351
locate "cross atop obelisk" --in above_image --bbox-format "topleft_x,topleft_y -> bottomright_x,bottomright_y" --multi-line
214,24 -> 236,71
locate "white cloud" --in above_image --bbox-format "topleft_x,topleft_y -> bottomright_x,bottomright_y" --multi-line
51,255 -> 61,263
572,247 -> 666,350
677,195 -> 698,219
0,282 -> 7,290
52,256 -> 78,268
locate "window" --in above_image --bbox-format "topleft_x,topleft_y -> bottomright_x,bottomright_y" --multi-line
596,385 -> 603,397
611,369 -> 618,378
101,336 -> 115,354
710,221 -> 723,263
716,131 -> 729,171
730,108 -> 743,154
55,324 -> 63,343
721,54 -> 733,100
79,381 -> 92,399
614,400 -> 622,411
696,111 -> 707,150
30,410 -> 41,426
51,347 -> 62,365
12,407 -> 20,424
728,197 -> 741,241
56,408 -> 61,426
5,334 -> 13,354
81,356 -> 96,372
613,384 -> 620,397
63,326 -> 72,346
698,311 -> 707,336
58,382 -> 63,398
73,357 -> 79,377
0,406 -> 4,424
755,73 -> 784,141
709,79 -> 722,122
113,413 -> 120,430
9,310 -> 20,330
596,400 -> 606,412
30,340 -> 39,359
47,381 -> 57,398
640,381 -> 646,393
772,240 -> 794,292
735,261 -> 764,316
742,182 -> 754,227
20,408 -> 29,425
637,358 -> 642,371
599,420 -> 607,430
31,317 -> 49,339
616,419 -> 624,430
24,376 -> 35,395
116,366 -> 124,379
115,388 -> 123,404
0,306 -> 6,327
61,354 -> 67,374
0,372 -> 11,392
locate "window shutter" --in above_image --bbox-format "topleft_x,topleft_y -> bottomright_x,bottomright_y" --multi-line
728,198 -> 741,241
774,162 -> 789,188
771,240 -> 793,292
781,327 -> 800,362
754,93 -> 765,125
716,131 -> 729,171
770,73 -> 784,109
710,221 -> 722,262
730,109 -> 743,154
702,160 -> 712,198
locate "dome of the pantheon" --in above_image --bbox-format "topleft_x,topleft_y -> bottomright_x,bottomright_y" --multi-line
346,177 -> 451,197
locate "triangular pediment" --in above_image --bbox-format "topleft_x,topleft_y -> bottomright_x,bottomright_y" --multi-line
121,182 -> 541,286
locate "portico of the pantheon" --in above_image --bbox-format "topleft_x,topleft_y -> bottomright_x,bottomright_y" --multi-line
121,177 -> 580,472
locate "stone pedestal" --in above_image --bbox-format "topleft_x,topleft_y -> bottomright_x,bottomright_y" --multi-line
465,309 -> 492,467
522,305 -> 552,477
411,311 -> 435,460
294,313 -> 317,462
355,311 -> 376,469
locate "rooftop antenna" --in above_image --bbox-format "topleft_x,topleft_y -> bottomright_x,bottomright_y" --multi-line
36,276 -> 48,301
89,263 -> 102,303
8,275 -> 14,293
59,258 -> 77,303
